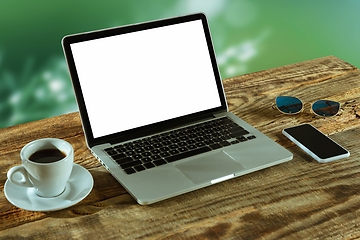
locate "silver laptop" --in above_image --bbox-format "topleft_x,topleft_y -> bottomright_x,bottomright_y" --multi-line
62,13 -> 293,205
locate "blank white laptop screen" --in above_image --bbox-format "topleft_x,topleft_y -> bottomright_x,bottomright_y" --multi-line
70,20 -> 222,138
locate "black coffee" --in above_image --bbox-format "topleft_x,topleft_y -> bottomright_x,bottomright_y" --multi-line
29,149 -> 66,163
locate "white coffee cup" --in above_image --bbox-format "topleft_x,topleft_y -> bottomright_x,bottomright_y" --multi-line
7,138 -> 74,198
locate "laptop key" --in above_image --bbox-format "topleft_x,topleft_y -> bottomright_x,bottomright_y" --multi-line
141,157 -> 152,163
144,162 -> 156,169
169,149 -> 179,155
153,159 -> 167,166
144,145 -> 154,151
219,117 -> 233,124
204,140 -> 214,145
115,157 -> 133,165
165,146 -> 212,163
125,145 -> 136,150
134,165 -> 146,172
133,154 -> 142,160
179,136 -> 189,141
151,155 -> 161,160
162,140 -> 172,146
105,147 -> 114,152
195,142 -> 205,147
114,146 -> 126,153
135,148 -> 144,153
188,145 -> 197,150
142,152 -> 152,157
160,146 -> 170,152
229,127 -> 247,134
151,149 -> 161,155
160,152 -> 171,158
178,147 -> 188,152
112,153 -> 127,160
124,168 -> 136,175
169,144 -> 178,149
237,136 -> 248,142
209,143 -> 222,150
178,142 -> 187,147
105,149 -> 118,156
230,130 -> 249,138
220,141 -> 231,147
126,150 -> 136,156
120,160 -> 142,169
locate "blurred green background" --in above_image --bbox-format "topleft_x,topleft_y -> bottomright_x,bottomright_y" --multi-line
1,0 -> 359,129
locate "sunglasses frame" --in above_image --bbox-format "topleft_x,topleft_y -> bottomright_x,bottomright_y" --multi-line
274,96 -> 341,118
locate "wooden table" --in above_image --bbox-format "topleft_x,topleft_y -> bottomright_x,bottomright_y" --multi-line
1,56 -> 360,239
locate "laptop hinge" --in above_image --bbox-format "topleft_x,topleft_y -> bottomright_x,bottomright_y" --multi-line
108,113 -> 216,145
213,110 -> 228,118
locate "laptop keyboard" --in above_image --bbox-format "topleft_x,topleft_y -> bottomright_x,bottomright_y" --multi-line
104,117 -> 256,174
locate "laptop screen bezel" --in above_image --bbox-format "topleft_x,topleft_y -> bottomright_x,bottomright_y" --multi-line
62,13 -> 228,148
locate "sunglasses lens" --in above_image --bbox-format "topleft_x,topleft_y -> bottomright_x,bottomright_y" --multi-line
312,100 -> 340,117
275,96 -> 303,114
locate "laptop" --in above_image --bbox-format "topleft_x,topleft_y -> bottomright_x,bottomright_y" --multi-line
62,13 -> 293,205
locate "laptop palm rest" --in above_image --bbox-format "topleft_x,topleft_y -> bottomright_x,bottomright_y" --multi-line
175,151 -> 245,184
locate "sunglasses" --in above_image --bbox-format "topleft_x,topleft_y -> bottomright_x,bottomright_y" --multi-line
274,96 -> 340,117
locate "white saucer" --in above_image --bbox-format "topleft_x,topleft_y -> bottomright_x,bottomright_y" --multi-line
4,163 -> 93,212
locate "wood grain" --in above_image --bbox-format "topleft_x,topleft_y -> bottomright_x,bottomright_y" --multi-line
1,56 -> 360,239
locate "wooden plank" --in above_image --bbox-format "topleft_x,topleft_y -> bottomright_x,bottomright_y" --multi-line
1,56 -> 360,239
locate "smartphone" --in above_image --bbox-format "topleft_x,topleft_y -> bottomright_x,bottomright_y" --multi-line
282,124 -> 350,163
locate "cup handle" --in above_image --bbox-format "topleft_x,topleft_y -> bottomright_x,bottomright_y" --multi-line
7,165 -> 34,188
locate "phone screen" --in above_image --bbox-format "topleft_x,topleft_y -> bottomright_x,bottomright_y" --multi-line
283,124 -> 349,160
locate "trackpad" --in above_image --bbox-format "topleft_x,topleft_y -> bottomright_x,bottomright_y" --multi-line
175,151 -> 244,184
